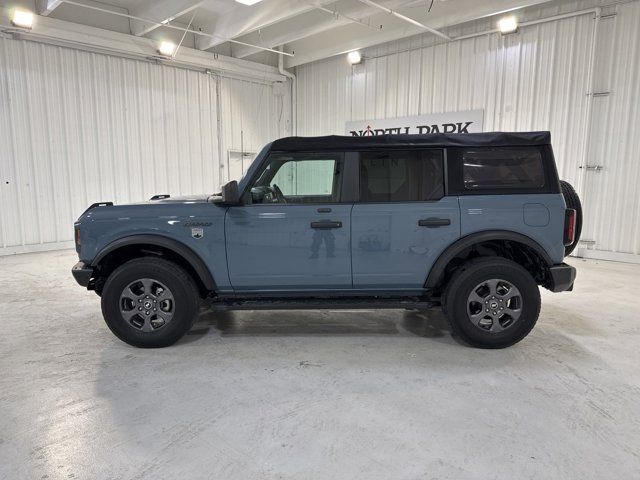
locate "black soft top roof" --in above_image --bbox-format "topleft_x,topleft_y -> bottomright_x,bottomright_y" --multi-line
270,131 -> 551,151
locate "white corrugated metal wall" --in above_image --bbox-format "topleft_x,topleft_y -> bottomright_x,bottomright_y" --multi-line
296,0 -> 640,259
580,0 -> 640,258
0,36 -> 290,254
218,76 -> 291,181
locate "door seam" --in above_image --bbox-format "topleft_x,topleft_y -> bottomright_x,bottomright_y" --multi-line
350,203 -> 355,288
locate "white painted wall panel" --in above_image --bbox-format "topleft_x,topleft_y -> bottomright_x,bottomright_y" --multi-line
0,37 -> 218,252
580,1 -> 640,255
218,76 -> 291,183
296,2 -> 640,257
0,37 -> 289,254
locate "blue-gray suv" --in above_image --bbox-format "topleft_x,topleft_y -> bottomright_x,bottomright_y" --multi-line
72,132 -> 580,349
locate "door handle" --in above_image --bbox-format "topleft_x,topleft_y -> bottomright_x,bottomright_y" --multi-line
418,217 -> 451,228
311,220 -> 342,229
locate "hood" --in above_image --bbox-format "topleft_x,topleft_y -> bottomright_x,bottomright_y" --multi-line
76,194 -> 213,222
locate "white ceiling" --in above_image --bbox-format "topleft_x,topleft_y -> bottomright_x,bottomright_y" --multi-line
9,0 -> 557,68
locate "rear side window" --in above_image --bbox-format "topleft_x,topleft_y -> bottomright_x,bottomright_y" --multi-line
462,147 -> 544,190
359,149 -> 444,202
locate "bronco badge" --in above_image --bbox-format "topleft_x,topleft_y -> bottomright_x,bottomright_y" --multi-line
191,228 -> 204,239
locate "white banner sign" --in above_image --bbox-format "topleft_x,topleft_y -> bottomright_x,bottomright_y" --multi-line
346,109 -> 484,136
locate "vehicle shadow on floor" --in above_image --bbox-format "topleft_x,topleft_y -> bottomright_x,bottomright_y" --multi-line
180,308 -> 454,344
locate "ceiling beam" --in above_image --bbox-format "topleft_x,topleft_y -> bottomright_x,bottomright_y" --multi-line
129,0 -> 203,37
356,0 -> 450,40
284,0 -> 553,68
0,10 -> 287,82
37,0 -> 64,16
232,0 -> 419,59
195,0 -> 337,52
58,0 -> 293,56
311,2 -> 381,31
232,10 -> 354,59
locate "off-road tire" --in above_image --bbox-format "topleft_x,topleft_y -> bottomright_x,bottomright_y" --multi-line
101,257 -> 200,348
560,180 -> 582,256
444,257 -> 541,349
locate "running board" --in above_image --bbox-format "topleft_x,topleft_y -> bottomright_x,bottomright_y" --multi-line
210,296 -> 438,311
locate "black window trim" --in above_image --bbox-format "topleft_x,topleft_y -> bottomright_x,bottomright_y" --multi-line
240,144 -> 560,203
446,145 -> 560,196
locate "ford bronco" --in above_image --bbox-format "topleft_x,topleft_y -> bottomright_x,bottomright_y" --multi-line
72,132 -> 580,349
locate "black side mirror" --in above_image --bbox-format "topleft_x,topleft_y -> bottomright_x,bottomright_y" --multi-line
221,180 -> 240,205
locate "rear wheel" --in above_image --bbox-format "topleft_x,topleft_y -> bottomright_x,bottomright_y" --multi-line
444,257 -> 541,348
560,180 -> 582,256
101,257 -> 200,347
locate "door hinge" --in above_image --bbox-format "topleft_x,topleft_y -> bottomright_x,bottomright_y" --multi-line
579,165 -> 604,172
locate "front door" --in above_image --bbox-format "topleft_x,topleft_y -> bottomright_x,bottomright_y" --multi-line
225,151 -> 352,291
351,148 -> 460,290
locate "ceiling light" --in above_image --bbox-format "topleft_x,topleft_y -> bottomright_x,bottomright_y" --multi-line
234,0 -> 263,5
158,40 -> 176,57
347,51 -> 362,65
498,16 -> 518,34
11,9 -> 34,29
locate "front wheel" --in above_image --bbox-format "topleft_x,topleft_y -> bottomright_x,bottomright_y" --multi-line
444,257 -> 541,348
101,257 -> 200,347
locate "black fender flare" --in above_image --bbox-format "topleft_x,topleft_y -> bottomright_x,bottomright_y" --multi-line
91,234 -> 216,291
424,230 -> 553,289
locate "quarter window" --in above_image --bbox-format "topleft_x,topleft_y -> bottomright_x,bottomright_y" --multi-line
359,149 -> 444,202
462,147 -> 545,190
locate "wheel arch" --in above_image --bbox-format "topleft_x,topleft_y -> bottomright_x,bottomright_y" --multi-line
91,235 -> 216,295
425,230 -> 553,292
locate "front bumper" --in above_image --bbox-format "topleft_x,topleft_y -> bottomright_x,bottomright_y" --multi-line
72,261 -> 93,287
548,263 -> 576,292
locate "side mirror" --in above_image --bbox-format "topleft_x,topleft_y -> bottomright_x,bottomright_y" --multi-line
221,180 -> 241,205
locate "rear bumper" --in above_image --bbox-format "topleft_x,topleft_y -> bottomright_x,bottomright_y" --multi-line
72,261 -> 93,287
548,263 -> 576,292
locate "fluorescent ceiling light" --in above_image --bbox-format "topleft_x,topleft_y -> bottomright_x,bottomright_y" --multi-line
158,40 -> 176,57
498,16 -> 518,34
11,9 -> 34,29
347,51 -> 362,65
234,0 -> 263,5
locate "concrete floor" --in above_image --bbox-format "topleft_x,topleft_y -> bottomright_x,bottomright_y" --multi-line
1,251 -> 639,480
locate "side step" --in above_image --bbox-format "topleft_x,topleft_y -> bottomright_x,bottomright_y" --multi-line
209,296 -> 438,311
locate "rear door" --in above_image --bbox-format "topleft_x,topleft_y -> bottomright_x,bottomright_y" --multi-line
351,149 -> 460,290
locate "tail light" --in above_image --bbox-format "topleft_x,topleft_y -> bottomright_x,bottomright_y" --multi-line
74,226 -> 81,254
564,209 -> 576,246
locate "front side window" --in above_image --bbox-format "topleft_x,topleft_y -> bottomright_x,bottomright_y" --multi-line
462,147 -> 545,190
249,152 -> 344,204
359,149 -> 444,202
